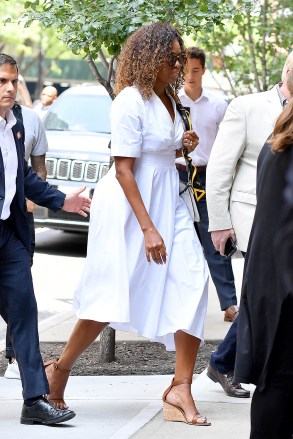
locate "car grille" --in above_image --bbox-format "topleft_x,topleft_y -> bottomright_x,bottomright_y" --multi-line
46,158 -> 109,182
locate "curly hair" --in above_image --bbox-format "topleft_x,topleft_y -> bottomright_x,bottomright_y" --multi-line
271,68 -> 293,152
114,22 -> 185,100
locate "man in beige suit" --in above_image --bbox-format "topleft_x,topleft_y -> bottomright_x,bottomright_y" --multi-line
207,55 -> 292,253
205,52 -> 293,397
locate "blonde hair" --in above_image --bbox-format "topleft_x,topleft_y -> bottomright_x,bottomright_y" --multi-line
272,68 -> 293,152
114,22 -> 185,100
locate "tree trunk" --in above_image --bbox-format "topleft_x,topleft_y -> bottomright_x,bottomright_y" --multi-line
35,46 -> 45,101
261,0 -> 268,91
87,52 -> 116,361
244,11 -> 262,92
219,51 -> 237,97
99,326 -> 116,363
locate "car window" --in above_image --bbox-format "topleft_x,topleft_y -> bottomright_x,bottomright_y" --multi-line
44,94 -> 111,133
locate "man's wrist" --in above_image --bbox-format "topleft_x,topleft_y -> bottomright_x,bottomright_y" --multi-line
59,197 -> 66,210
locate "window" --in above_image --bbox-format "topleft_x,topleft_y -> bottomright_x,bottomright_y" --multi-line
44,94 -> 111,134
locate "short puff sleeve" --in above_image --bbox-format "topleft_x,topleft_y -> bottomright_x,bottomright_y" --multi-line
110,87 -> 145,158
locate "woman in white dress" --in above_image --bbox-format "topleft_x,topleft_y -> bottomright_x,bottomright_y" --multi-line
45,22 -> 210,426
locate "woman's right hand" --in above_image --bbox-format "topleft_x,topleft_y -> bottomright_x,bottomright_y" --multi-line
143,228 -> 167,265
182,130 -> 199,153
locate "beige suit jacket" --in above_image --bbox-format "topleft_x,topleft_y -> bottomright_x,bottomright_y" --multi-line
206,86 -> 282,252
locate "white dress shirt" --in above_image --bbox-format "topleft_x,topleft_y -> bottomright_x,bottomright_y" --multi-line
177,88 -> 228,166
0,110 -> 18,220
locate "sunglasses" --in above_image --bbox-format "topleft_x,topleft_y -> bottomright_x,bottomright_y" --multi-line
167,52 -> 187,68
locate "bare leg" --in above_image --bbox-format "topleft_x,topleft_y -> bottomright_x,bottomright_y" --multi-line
165,330 -> 207,424
45,319 -> 108,408
58,319 -> 108,369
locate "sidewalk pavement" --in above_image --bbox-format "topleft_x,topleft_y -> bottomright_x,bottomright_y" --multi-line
0,255 -> 253,438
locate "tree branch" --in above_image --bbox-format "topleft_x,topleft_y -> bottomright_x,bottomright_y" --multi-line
20,54 -> 40,76
209,69 -> 229,97
86,54 -> 115,100
98,49 -> 109,70
107,55 -> 116,85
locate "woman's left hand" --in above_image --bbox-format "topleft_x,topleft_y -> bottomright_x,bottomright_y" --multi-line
182,130 -> 199,153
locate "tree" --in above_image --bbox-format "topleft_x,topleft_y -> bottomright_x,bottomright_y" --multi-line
2,0 -> 74,73
2,0 -> 81,99
23,0 -> 252,99
195,0 -> 293,95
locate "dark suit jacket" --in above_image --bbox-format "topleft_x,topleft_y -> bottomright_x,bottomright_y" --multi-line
234,144 -> 292,390
0,117 -> 65,253
279,148 -> 293,291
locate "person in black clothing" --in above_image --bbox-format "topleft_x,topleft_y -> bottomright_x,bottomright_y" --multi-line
234,68 -> 293,439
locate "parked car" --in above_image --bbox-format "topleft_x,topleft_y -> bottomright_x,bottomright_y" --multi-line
34,84 -> 112,232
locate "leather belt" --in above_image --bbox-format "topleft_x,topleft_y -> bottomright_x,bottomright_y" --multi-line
176,164 -> 207,173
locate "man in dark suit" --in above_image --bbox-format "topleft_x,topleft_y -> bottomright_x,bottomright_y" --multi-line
0,53 -> 91,425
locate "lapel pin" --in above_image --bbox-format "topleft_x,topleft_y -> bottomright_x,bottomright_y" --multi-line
17,131 -> 22,139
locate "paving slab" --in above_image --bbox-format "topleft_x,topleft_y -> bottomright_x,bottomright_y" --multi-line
131,402 -> 250,439
132,371 -> 254,439
0,372 -> 254,438
0,375 -> 170,438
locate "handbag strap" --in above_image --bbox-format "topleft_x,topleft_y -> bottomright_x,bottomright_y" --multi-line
166,85 -> 205,201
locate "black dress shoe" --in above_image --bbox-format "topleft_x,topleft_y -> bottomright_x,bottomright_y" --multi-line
207,364 -> 250,398
20,396 -> 76,425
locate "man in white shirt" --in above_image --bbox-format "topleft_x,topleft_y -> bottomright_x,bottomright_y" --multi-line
33,85 -> 58,120
177,47 -> 239,323
0,53 -> 91,425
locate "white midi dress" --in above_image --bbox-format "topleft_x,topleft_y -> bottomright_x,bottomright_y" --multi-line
74,86 -> 209,350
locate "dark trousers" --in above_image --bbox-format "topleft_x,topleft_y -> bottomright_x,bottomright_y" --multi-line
178,167 -> 237,310
210,317 -> 238,373
0,218 -> 49,399
250,383 -> 293,439
5,211 -> 35,359
209,252 -> 246,373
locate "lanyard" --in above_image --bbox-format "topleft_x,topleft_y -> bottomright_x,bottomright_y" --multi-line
166,85 -> 205,201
